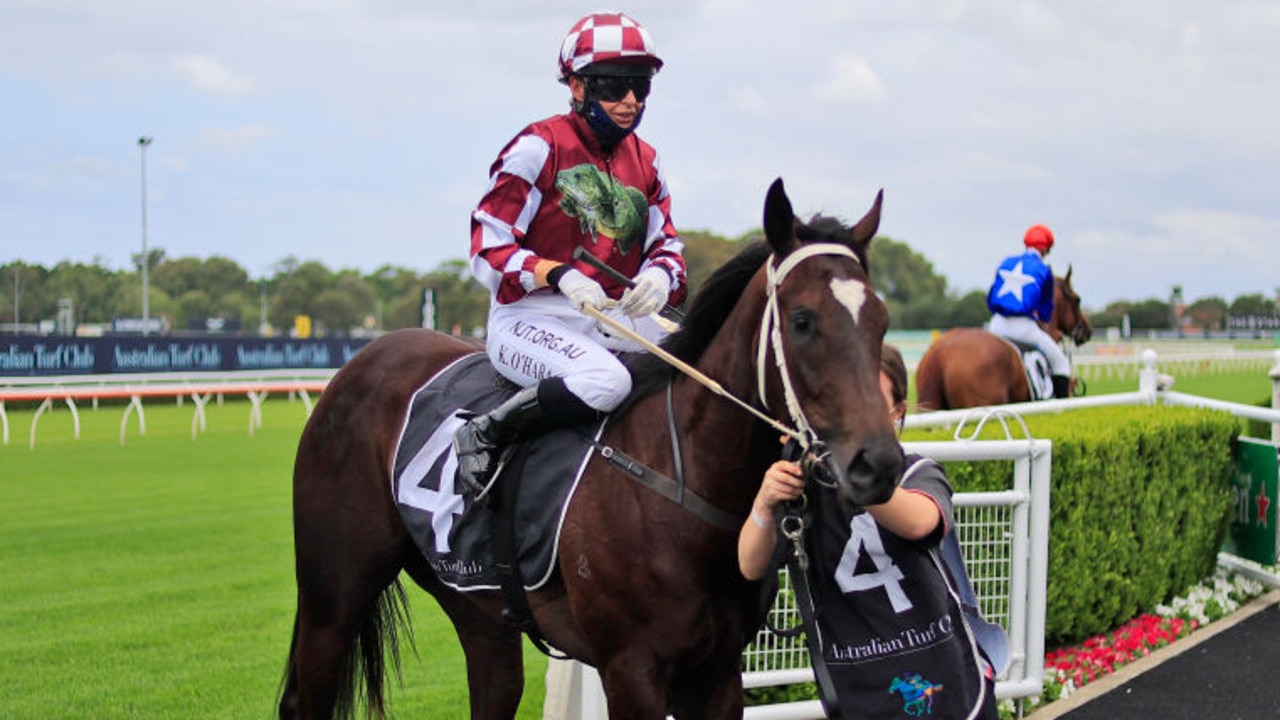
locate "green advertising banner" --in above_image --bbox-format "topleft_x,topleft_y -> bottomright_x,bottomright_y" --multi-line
1227,437 -> 1280,565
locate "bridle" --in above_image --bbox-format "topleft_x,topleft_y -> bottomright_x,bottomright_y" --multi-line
754,242 -> 865,483
1058,286 -> 1089,346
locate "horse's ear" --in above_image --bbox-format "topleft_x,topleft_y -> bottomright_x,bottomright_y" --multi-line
849,189 -> 883,250
1064,265 -> 1073,284
764,178 -> 798,257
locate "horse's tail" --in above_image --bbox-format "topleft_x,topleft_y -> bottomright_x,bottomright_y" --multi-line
277,579 -> 415,720
344,579 -> 414,720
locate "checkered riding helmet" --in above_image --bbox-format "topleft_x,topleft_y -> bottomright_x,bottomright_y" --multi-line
1024,224 -> 1055,252
558,11 -> 663,81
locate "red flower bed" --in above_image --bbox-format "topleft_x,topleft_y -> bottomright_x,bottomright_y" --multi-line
1045,614 -> 1196,690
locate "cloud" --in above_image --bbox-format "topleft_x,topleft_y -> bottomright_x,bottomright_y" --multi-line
171,54 -> 252,98
3,1 -> 1279,307
1072,208 -> 1280,303
808,54 -> 886,104
196,123 -> 275,154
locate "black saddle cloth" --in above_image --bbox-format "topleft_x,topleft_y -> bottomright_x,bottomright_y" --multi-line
389,353 -> 603,591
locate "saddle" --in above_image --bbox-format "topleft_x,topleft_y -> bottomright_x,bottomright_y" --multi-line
389,353 -> 603,592
997,337 -> 1054,401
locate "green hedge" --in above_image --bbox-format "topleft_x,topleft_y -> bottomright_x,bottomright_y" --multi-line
906,406 -> 1237,647
1246,396 -> 1277,439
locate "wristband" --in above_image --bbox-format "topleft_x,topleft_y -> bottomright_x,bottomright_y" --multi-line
546,264 -> 572,291
751,508 -> 774,529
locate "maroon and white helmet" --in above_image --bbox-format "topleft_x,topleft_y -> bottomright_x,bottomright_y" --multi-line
558,11 -> 663,80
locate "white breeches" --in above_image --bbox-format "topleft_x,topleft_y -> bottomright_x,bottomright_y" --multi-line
485,296 -> 670,412
987,314 -> 1071,376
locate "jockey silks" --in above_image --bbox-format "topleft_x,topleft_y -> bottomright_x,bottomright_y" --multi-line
469,110 -> 685,308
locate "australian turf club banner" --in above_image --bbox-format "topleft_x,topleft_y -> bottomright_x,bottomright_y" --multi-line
0,335 -> 372,377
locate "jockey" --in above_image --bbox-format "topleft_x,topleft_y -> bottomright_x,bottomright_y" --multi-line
986,224 -> 1070,399
455,11 -> 687,498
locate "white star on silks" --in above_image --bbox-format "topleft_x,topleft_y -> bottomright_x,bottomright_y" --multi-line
995,261 -> 1037,302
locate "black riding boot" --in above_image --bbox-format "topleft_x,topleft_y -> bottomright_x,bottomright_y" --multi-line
453,377 -> 600,501
453,385 -> 544,501
1051,374 -> 1070,399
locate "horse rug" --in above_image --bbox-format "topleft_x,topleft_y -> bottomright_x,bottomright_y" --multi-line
389,353 -> 603,592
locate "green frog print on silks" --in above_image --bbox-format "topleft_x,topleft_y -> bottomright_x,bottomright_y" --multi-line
555,164 -> 648,255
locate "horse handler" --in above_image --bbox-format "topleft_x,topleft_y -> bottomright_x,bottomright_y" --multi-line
740,346 -> 1003,719
455,11 -> 687,499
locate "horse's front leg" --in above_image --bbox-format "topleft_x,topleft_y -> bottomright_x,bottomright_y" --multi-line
598,650 -> 674,720
668,649 -> 747,720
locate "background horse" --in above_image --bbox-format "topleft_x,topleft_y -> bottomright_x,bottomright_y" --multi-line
915,267 -> 1092,411
277,179 -> 903,720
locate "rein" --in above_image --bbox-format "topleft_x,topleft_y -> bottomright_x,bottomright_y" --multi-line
577,243 -> 865,531
583,241 -> 862,455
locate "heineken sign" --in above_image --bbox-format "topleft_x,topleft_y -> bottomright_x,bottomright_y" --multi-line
1227,437 -> 1280,565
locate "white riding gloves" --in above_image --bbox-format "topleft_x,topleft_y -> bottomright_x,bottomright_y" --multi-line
556,268 -> 608,311
619,266 -> 671,318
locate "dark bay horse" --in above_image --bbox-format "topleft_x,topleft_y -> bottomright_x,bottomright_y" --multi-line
277,179 -> 904,719
915,267 -> 1092,411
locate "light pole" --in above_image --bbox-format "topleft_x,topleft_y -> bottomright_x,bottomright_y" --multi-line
10,266 -> 18,331
138,136 -> 153,337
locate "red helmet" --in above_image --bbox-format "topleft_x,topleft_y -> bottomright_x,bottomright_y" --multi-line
558,12 -> 663,82
1023,224 -> 1055,252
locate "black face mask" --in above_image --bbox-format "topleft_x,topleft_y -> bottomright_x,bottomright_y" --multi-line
582,99 -> 646,147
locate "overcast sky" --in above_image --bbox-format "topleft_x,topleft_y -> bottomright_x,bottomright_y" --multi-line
3,1 -> 1278,309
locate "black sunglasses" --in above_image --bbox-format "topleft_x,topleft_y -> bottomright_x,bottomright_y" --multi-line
584,75 -> 651,103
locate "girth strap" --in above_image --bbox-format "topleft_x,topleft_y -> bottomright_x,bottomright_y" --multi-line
490,446 -> 568,660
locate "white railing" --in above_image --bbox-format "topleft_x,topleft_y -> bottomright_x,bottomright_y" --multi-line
1073,347 -> 1277,384
906,349 -> 1280,436
0,369 -> 337,448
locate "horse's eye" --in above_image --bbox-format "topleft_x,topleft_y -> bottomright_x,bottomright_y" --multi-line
789,310 -> 817,339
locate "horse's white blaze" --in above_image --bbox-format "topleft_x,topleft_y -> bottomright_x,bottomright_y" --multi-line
831,278 -> 868,324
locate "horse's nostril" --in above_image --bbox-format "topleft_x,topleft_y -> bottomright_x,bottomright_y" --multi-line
839,441 -> 903,509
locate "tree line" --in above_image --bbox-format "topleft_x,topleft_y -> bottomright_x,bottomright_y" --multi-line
2,233 -> 1276,336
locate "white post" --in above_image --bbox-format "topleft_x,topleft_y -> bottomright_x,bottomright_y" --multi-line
1270,349 -> 1280,444
1138,349 -> 1160,402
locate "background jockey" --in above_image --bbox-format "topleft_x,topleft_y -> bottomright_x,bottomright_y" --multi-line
986,224 -> 1071,399
454,11 -> 687,498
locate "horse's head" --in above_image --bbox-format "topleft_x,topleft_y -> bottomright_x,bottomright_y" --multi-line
1053,266 -> 1093,346
756,178 -> 902,509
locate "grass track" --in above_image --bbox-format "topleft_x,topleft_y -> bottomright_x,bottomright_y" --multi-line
0,398 -> 546,719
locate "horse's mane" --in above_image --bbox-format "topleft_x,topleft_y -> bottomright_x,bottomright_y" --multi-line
619,240 -> 772,408
619,213 -> 858,411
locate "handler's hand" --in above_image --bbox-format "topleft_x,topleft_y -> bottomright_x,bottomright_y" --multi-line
754,460 -> 805,510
